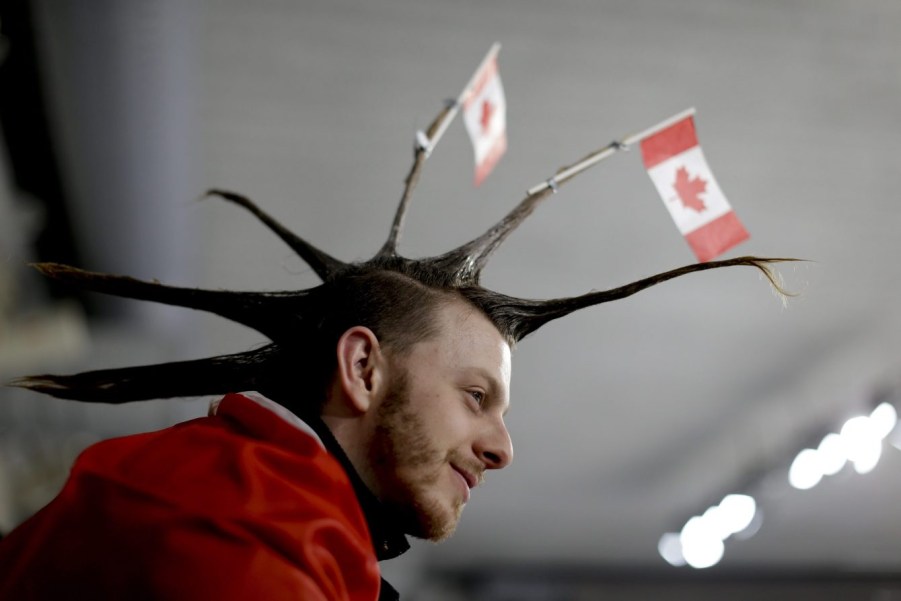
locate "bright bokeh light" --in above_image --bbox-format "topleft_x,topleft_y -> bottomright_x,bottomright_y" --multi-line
662,403 -> 898,571
666,495 -> 758,570
732,505 -> 763,541
788,448 -> 822,490
717,494 -> 756,535
841,416 -> 879,462
700,505 -> 731,541
680,516 -> 724,569
658,532 -> 686,567
870,402 -> 898,439
816,433 -> 846,476
852,439 -> 882,474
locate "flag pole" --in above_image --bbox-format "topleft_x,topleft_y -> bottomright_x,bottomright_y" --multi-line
526,107 -> 696,196
423,42 -> 502,156
378,43 -> 503,256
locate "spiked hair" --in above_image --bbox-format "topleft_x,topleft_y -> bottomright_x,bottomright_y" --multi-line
11,105 -> 795,411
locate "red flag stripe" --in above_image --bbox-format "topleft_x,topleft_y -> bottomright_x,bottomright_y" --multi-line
640,117 -> 700,170
684,211 -> 750,263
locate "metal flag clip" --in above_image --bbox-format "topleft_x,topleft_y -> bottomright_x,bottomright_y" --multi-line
415,130 -> 431,154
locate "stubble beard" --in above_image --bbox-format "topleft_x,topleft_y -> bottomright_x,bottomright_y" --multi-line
371,368 -> 464,542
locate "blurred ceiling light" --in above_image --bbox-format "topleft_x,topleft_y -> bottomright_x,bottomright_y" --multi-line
869,402 -> 898,439
788,448 -> 822,490
840,416 -> 880,463
658,532 -> 686,567
851,439 -> 882,475
680,516 -> 724,569
816,433 -> 846,476
700,505 -> 732,541
732,505 -> 763,541
661,397 -> 898,569
717,494 -> 757,535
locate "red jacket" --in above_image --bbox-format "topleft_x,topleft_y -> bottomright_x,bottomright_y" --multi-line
0,393 -> 386,600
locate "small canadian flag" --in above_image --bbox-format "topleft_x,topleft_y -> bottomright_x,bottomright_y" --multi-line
640,116 -> 749,262
462,55 -> 507,187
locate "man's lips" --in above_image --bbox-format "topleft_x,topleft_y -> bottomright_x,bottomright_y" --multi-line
452,465 -> 478,501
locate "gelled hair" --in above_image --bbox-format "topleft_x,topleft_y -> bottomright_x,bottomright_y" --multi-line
11,105 -> 795,408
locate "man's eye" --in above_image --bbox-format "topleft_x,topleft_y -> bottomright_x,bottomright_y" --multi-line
469,390 -> 485,406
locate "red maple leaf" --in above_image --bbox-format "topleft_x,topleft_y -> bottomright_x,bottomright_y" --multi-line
480,99 -> 495,134
672,166 -> 707,212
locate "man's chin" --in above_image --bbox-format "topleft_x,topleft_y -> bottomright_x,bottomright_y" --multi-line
400,497 -> 463,542
414,517 -> 459,543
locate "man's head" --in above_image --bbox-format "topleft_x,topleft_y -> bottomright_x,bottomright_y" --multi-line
321,286 -> 513,541
279,265 -> 515,409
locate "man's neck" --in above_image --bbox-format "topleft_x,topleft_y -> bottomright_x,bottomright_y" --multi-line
303,413 -> 410,562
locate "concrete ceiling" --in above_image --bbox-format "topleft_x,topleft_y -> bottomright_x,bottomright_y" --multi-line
18,0 -> 901,577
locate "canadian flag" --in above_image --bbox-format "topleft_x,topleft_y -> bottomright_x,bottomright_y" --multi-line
640,116 -> 749,262
462,55 -> 507,187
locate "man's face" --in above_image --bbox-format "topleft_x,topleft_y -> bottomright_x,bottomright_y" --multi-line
370,299 -> 513,541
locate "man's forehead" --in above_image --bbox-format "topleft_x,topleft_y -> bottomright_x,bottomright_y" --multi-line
440,300 -> 509,349
436,301 -> 513,404
413,298 -> 508,359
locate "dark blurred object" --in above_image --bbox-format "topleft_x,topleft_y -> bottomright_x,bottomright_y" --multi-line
0,0 -> 87,308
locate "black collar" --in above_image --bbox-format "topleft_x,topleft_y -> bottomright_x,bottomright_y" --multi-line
303,415 -> 411,562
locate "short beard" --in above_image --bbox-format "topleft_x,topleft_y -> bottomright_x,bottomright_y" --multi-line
371,368 -> 462,541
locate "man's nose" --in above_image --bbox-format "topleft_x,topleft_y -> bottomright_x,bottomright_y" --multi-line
475,416 -> 513,470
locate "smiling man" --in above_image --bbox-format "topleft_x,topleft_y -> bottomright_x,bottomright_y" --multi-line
0,270 -> 516,601
327,293 -> 513,542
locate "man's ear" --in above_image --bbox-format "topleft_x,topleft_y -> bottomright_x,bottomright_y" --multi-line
335,326 -> 385,414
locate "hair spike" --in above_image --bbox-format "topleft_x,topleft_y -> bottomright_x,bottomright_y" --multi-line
204,189 -> 346,280
29,262 -> 317,342
462,256 -> 801,342
424,186 -> 557,285
8,345 -> 286,403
